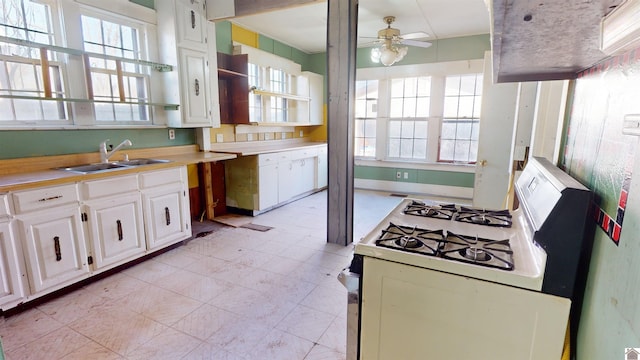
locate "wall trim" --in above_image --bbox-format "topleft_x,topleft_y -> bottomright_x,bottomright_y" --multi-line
355,179 -> 473,200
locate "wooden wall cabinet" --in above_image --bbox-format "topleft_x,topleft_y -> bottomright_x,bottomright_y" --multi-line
218,52 -> 249,124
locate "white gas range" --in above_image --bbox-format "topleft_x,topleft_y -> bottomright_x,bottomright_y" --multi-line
340,157 -> 592,360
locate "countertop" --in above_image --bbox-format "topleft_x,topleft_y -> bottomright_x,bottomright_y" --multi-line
0,151 -> 236,192
209,140 -> 327,156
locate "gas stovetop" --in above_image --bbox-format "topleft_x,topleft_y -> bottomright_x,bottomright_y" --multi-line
355,198 -> 547,291
374,223 -> 514,271
402,200 -> 513,227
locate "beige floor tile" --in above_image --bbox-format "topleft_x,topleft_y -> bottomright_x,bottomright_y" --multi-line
206,316 -> 271,354
230,247 -> 276,268
300,284 -> 347,316
185,342 -> 249,360
59,340 -> 124,360
0,308 -> 63,352
125,327 -> 202,360
317,316 -> 347,354
172,304 -> 237,340
304,344 -> 347,360
156,269 -> 233,303
237,268 -> 286,293
183,256 -> 231,277
245,328 -> 314,360
122,259 -> 179,284
36,288 -> 112,325
114,284 -> 203,326
276,304 -> 336,343
5,326 -> 93,360
82,272 -> 149,300
258,255 -> 306,275
69,307 -> 168,355
152,246 -> 208,268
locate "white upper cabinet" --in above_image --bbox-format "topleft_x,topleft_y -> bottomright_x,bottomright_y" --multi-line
157,0 -> 220,128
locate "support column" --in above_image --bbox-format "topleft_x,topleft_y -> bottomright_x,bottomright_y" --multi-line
326,0 -> 357,245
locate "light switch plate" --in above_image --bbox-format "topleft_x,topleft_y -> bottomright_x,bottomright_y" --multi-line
622,114 -> 640,136
168,129 -> 175,140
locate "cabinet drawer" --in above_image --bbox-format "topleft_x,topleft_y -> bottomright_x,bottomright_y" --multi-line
289,148 -> 319,160
81,174 -> 139,200
0,194 -> 9,218
317,145 -> 327,155
258,153 -> 280,166
139,167 -> 185,189
12,184 -> 79,214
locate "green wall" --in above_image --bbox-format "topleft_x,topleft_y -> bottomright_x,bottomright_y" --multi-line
355,166 -> 475,187
0,129 -> 194,159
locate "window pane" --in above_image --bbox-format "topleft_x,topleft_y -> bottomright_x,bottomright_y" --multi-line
443,97 -> 459,117
440,140 -> 455,161
390,98 -> 403,118
388,138 -> 400,158
473,97 -> 482,117
354,119 -> 364,137
456,122 -> 472,140
403,77 -> 417,97
454,140 -> 471,162
391,78 -> 404,97
471,122 -> 480,140
366,99 -> 377,117
403,97 -> 416,117
363,138 -> 376,157
366,80 -> 378,98
355,99 -> 366,118
459,75 -> 477,95
389,120 -> 401,138
400,139 -> 413,158
401,121 -> 414,138
415,97 -> 429,117
364,119 -> 376,137
415,122 -> 428,139
413,139 -> 427,159
417,77 -> 431,96
445,75 -> 460,95
458,96 -> 474,117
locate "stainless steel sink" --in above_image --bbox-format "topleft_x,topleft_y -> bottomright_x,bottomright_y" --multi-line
57,158 -> 170,174
116,158 -> 171,166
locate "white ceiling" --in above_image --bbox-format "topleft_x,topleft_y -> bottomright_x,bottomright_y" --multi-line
228,0 -> 491,54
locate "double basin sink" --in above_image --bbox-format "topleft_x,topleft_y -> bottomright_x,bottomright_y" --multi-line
58,158 -> 170,174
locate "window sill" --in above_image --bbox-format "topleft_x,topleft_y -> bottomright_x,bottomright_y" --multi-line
0,124 -> 168,131
355,158 -> 476,173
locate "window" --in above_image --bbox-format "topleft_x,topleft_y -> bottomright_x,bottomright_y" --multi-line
0,0 -> 68,123
388,77 -> 430,160
0,0 -> 161,128
439,74 -> 483,163
354,67 -> 483,165
248,62 -> 262,122
354,80 -> 378,157
81,13 -> 150,123
248,62 -> 293,123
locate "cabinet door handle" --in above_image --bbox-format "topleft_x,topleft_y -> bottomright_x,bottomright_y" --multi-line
165,207 -> 171,226
116,220 -> 123,241
191,10 -> 196,29
38,195 -> 62,202
195,79 -> 200,96
53,236 -> 62,261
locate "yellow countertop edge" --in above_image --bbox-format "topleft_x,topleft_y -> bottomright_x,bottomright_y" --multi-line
0,151 -> 237,193
209,141 -> 327,156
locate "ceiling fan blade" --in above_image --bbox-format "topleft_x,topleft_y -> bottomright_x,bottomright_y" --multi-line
401,31 -> 430,41
403,39 -> 432,48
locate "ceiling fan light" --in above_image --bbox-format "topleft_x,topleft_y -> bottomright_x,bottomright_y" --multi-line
396,45 -> 408,61
380,47 -> 398,66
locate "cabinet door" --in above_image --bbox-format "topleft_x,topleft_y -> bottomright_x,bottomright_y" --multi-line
258,164 -> 278,210
180,48 -> 211,127
143,186 -> 190,250
175,0 -> 207,48
17,207 -> 89,294
300,158 -> 316,194
0,221 -> 27,310
85,193 -> 145,271
317,152 -> 328,188
277,161 -> 296,203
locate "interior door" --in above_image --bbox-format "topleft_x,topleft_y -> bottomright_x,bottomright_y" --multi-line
473,51 -> 519,209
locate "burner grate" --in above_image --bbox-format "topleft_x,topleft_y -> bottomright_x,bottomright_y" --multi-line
439,232 -> 514,270
375,223 -> 444,256
403,200 -> 457,220
454,206 -> 513,227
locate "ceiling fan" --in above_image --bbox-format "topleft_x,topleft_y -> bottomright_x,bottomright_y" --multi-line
363,16 -> 432,66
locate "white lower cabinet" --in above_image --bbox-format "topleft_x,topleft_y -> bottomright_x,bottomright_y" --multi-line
317,147 -> 328,189
16,206 -> 89,294
225,145 -> 326,214
82,174 -> 145,272
84,193 -> 145,271
3,165 -> 192,310
0,219 -> 27,309
140,167 -> 191,250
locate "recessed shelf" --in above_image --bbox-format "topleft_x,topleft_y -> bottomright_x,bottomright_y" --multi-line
252,89 -> 310,102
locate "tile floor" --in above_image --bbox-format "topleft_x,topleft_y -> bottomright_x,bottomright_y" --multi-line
0,190 -> 405,360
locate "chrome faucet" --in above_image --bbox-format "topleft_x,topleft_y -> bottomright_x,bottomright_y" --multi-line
99,139 -> 132,163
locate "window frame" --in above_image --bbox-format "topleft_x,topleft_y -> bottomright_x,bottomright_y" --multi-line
0,0 -> 163,129
355,60 -> 485,165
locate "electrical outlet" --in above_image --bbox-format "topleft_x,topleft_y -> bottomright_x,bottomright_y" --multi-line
265,133 -> 271,140
216,134 -> 224,142
396,171 -> 401,179
299,130 -> 304,137
168,129 -> 175,140
404,172 -> 409,179
281,132 -> 287,139
247,133 -> 254,141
